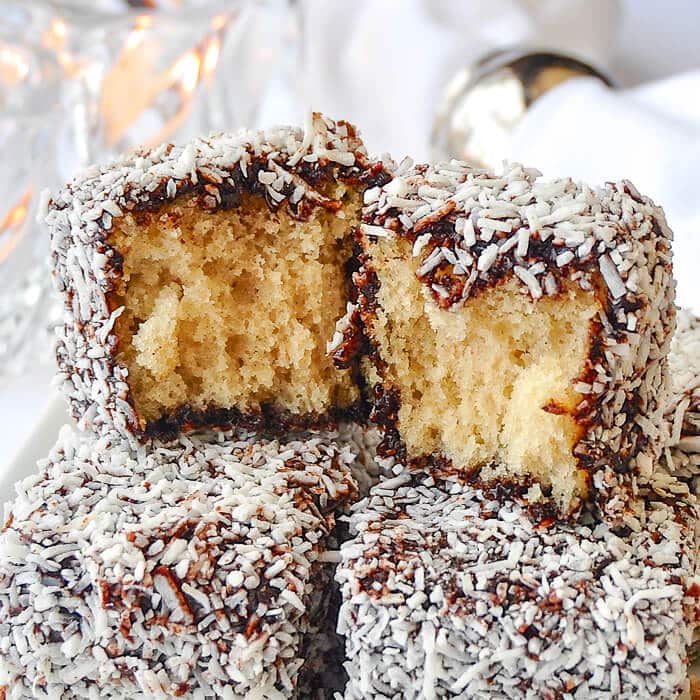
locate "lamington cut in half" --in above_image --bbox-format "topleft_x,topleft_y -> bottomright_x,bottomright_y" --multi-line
0,425 -> 364,699
337,468 -> 698,700
337,160 -> 675,518
46,113 -> 390,441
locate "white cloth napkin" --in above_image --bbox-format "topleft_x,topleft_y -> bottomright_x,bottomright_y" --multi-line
511,74 -> 700,313
297,0 -> 621,160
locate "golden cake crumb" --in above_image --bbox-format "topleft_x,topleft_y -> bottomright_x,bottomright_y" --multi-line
112,188 -> 362,426
365,238 -> 598,507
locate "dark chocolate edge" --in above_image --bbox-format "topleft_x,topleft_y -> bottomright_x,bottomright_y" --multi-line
142,400 -> 370,444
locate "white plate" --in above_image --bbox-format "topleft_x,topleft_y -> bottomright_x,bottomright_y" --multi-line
0,393 -> 68,508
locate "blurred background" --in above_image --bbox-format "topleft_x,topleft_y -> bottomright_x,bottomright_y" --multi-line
0,0 -> 698,487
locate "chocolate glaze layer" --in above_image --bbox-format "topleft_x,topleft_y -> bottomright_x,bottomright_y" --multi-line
144,400 -> 369,444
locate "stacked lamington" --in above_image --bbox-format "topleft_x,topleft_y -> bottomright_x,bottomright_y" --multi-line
1,429 -> 362,698
665,310 -> 700,492
338,158 -> 677,521
337,468 -> 697,699
0,113 -> 697,699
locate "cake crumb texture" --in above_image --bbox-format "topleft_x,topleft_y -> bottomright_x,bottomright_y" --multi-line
367,242 -> 598,508
112,189 -> 362,424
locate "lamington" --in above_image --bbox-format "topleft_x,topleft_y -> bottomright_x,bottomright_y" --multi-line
45,114 -> 390,442
0,425 -> 364,699
335,159 -> 675,518
336,467 -> 698,700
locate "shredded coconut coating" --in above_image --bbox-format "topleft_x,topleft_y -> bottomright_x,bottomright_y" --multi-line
45,113 -> 385,443
337,467 -> 698,700
664,309 -> 700,494
347,159 -> 676,521
0,426 -> 366,699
